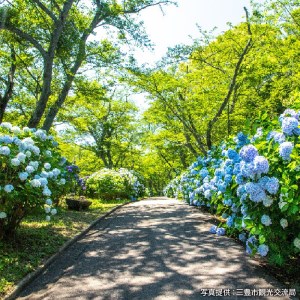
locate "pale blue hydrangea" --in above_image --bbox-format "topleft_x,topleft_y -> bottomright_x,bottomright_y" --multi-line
25,151 -> 32,158
11,158 -> 21,167
265,177 -> 279,195
39,178 -> 48,187
17,152 -> 26,163
280,108 -> 298,120
282,117 -> 298,136
0,211 -> 7,218
294,238 -> 300,249
246,236 -> 257,254
31,146 -> 40,155
59,178 -> 66,185
240,161 -> 255,178
43,188 -> 51,196
29,161 -> 39,170
0,146 -> 10,155
204,189 -> 212,199
279,142 -> 293,160
34,129 -> 47,141
45,199 -> 52,206
44,206 -> 51,213
280,218 -> 288,229
261,214 -> 272,226
257,244 -> 269,256
4,184 -> 14,193
46,215 -> 51,221
45,150 -> 52,157
47,171 -> 54,178
51,208 -> 57,215
253,156 -> 269,175
25,166 -> 35,174
30,179 -> 41,188
19,172 -> 29,181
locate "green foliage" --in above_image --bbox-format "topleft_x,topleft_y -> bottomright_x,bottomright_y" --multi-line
86,168 -> 145,200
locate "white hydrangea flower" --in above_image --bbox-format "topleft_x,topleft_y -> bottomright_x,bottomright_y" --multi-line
294,238 -> 300,249
25,151 -> 32,158
46,215 -> 51,221
45,150 -> 52,157
11,126 -> 21,134
22,137 -> 35,145
280,218 -> 288,229
59,178 -> 66,185
4,184 -> 14,193
22,126 -> 31,133
51,209 -> 57,215
19,172 -> 29,181
0,122 -> 12,130
30,179 -> 41,188
11,158 -> 21,167
44,206 -> 51,214
44,163 -> 51,170
0,211 -> 7,218
0,146 -> 10,156
17,152 -> 27,163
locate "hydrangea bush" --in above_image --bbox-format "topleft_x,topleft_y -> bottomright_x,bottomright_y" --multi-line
164,109 -> 300,265
0,123 -> 69,240
86,168 -> 145,200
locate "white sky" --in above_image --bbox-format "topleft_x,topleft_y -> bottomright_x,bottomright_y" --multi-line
135,0 -> 252,65
129,0 -> 255,110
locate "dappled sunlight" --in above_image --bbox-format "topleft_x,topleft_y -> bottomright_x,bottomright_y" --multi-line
18,198 -> 289,300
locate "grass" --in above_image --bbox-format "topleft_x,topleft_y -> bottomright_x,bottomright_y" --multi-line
0,197 -> 128,299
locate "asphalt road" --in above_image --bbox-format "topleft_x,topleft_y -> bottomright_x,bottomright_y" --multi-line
17,198 -> 293,300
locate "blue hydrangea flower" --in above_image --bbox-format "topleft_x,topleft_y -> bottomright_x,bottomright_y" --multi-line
257,244 -> 269,257
19,172 -> 29,181
204,189 -> 212,199
239,145 -> 258,162
265,177 -> 279,194
267,131 -> 285,143
282,117 -> 298,136
209,225 -> 217,234
261,214 -> 272,226
226,216 -> 235,227
239,233 -> 247,242
216,228 -> 226,236
279,142 -> 293,160
263,196 -> 273,207
0,146 -> 10,156
199,168 -> 209,178
4,184 -> 14,193
253,156 -> 269,175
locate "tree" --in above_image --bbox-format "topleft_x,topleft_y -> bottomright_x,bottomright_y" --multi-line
0,0 -> 174,130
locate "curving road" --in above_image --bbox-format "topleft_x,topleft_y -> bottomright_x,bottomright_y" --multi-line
17,198 -> 293,300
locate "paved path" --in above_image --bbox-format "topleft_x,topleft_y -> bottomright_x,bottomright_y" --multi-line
18,198 -> 292,300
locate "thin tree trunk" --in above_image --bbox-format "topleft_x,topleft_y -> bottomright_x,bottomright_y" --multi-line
0,46 -> 16,122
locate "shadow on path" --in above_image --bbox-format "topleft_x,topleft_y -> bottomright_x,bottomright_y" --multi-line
17,198 -> 292,300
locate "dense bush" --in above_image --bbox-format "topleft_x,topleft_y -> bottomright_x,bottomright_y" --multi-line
86,168 -> 145,200
0,123 -> 71,239
164,109 -> 300,265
